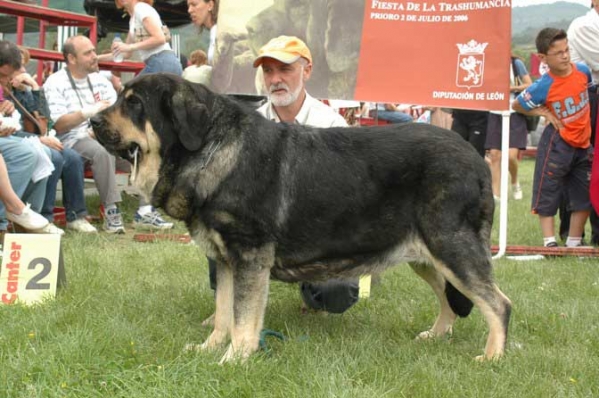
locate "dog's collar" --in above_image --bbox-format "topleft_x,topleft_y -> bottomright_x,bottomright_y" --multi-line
199,140 -> 222,170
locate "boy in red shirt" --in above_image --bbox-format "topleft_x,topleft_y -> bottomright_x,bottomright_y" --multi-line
513,28 -> 593,248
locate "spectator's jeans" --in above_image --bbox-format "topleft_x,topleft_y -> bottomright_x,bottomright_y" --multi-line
43,146 -> 88,223
376,110 -> 413,124
0,135 -> 48,230
16,132 -> 88,223
141,50 -> 183,76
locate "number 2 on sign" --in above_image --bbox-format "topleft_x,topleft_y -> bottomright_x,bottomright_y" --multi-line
1,234 -> 60,305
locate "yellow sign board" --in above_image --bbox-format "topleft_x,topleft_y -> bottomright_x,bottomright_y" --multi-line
1,234 -> 62,305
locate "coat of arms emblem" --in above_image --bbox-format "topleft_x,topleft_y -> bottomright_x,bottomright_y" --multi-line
456,40 -> 488,89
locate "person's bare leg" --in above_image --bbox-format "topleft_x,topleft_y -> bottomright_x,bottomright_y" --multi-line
508,148 -> 520,186
0,154 -> 26,215
488,149 -> 501,198
568,210 -> 590,238
539,215 -> 555,238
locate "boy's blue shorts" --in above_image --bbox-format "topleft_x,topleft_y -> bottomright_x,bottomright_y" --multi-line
532,124 -> 592,216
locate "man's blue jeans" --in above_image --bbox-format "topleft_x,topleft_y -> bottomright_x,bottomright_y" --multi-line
376,110 -> 413,124
42,146 -> 88,223
16,132 -> 88,223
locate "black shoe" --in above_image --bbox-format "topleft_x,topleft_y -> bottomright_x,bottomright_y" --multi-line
545,241 -> 558,248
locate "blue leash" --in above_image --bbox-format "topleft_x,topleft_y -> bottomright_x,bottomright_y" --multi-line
259,329 -> 286,352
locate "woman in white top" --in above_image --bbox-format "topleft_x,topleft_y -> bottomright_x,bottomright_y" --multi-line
104,0 -> 182,76
187,0 -> 218,65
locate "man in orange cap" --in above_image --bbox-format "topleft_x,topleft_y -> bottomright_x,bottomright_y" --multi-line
205,36 -> 357,319
253,35 -> 346,127
254,35 -> 359,313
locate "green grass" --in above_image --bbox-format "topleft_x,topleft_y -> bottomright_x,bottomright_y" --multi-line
2,158 -> 599,397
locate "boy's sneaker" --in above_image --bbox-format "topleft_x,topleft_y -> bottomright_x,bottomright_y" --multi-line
512,184 -> 523,200
104,208 -> 125,234
67,218 -> 98,233
134,209 -> 174,230
544,241 -> 558,248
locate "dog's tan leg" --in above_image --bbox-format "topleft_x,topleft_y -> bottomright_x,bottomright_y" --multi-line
200,261 -> 234,351
409,262 -> 457,340
219,245 -> 274,364
475,285 -> 511,361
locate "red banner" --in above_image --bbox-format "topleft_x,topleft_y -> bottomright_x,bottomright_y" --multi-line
213,0 -> 511,111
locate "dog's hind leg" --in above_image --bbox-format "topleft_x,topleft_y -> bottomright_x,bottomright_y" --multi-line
409,262 -> 458,340
220,244 -> 275,364
429,255 -> 511,360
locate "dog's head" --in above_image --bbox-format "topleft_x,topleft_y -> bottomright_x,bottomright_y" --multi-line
91,73 -> 217,202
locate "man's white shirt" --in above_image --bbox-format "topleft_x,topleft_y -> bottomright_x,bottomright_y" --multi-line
43,68 -> 117,148
568,8 -> 599,83
257,92 -> 347,128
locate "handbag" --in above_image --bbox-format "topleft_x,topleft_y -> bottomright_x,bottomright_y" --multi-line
22,110 -> 48,135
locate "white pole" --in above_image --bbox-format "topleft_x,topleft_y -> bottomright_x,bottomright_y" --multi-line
492,110 -> 511,260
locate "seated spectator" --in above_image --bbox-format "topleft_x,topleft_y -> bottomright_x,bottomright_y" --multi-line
0,40 -> 50,234
371,103 -> 413,124
8,48 -> 96,233
44,35 -> 173,233
182,49 -> 212,85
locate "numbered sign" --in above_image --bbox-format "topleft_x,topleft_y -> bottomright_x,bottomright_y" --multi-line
1,234 -> 62,305
359,274 -> 371,299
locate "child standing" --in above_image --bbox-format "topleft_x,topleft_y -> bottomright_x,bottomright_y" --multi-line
512,28 -> 593,248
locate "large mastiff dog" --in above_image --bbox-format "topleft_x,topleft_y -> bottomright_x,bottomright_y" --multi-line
91,74 -> 511,363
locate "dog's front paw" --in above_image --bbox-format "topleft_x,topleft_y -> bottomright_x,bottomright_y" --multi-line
183,343 -> 202,353
474,353 -> 503,362
218,343 -> 252,365
200,330 -> 228,350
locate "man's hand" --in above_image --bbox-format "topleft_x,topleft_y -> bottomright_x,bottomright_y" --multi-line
81,100 -> 112,119
0,101 -> 15,116
40,136 -> 63,151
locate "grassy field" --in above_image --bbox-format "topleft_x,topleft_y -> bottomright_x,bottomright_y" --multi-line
2,158 -> 599,398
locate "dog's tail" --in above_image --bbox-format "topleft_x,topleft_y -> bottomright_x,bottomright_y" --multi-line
445,281 -> 473,317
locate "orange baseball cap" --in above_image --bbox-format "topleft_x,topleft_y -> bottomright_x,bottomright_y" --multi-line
253,36 -> 312,68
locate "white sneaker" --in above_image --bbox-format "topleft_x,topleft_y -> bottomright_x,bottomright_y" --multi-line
6,203 -> 49,230
67,218 -> 98,233
33,223 -> 65,235
512,184 -> 523,200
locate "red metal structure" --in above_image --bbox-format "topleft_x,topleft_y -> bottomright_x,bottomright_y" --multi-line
0,0 -> 142,83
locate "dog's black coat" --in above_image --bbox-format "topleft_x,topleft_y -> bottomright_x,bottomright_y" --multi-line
91,74 -> 511,361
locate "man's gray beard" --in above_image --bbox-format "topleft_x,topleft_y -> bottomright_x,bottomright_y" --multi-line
87,64 -> 99,74
269,82 -> 303,107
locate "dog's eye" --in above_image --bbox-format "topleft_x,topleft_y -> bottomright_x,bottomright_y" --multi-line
126,96 -> 142,107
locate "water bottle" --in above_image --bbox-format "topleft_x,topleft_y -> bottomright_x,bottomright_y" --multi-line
112,34 -> 124,63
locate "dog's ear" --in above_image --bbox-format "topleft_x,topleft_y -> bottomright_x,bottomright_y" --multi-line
170,90 -> 209,152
